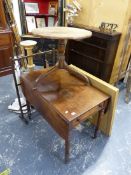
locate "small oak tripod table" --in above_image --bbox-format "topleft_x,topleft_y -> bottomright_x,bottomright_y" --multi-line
21,27 -> 110,163
31,27 -> 92,87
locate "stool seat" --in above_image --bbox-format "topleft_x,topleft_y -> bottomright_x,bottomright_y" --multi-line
20,40 -> 37,47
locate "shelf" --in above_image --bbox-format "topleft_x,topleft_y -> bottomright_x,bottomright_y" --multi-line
21,34 -> 41,38
80,40 -> 107,51
70,49 -> 105,64
26,13 -> 57,17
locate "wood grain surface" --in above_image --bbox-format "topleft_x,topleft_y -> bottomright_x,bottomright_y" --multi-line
31,27 -> 92,40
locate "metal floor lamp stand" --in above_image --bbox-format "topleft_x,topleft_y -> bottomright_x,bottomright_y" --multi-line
125,55 -> 131,103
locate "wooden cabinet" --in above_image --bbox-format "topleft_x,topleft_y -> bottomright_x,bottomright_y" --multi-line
65,25 -> 121,82
0,0 -> 7,30
0,31 -> 13,76
0,0 -> 13,77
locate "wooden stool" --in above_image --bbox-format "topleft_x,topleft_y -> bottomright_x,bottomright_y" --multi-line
20,40 -> 37,71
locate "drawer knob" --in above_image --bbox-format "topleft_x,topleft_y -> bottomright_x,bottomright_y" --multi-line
77,118 -> 80,122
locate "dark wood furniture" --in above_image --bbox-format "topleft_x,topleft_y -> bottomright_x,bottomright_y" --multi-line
65,24 -> 121,82
0,0 -> 13,77
0,30 -> 13,76
21,68 -> 110,163
0,0 -> 7,29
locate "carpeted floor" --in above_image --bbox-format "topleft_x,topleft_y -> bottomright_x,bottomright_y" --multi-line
0,74 -> 131,175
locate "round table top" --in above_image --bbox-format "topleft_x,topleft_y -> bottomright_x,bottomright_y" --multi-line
31,27 -> 92,40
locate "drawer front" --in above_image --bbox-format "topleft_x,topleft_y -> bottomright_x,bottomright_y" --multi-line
0,33 -> 11,46
71,106 -> 101,127
84,36 -> 107,48
70,40 -> 105,61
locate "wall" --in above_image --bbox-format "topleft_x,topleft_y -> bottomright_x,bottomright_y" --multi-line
68,0 -> 131,84
69,0 -> 129,32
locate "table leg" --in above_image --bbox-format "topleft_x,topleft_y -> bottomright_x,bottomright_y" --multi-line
26,100 -> 31,120
125,69 -> 131,103
93,107 -> 105,138
33,65 -> 58,90
33,39 -> 90,89
65,135 -> 70,163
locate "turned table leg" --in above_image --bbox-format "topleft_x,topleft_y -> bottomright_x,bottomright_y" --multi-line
26,100 -> 31,120
64,129 -> 70,163
65,137 -> 70,163
93,105 -> 105,138
33,39 -> 90,89
125,65 -> 131,103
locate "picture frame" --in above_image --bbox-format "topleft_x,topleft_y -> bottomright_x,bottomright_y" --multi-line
36,18 -> 46,28
26,16 -> 36,33
24,3 -> 39,14
48,1 -> 58,15
48,17 -> 55,26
